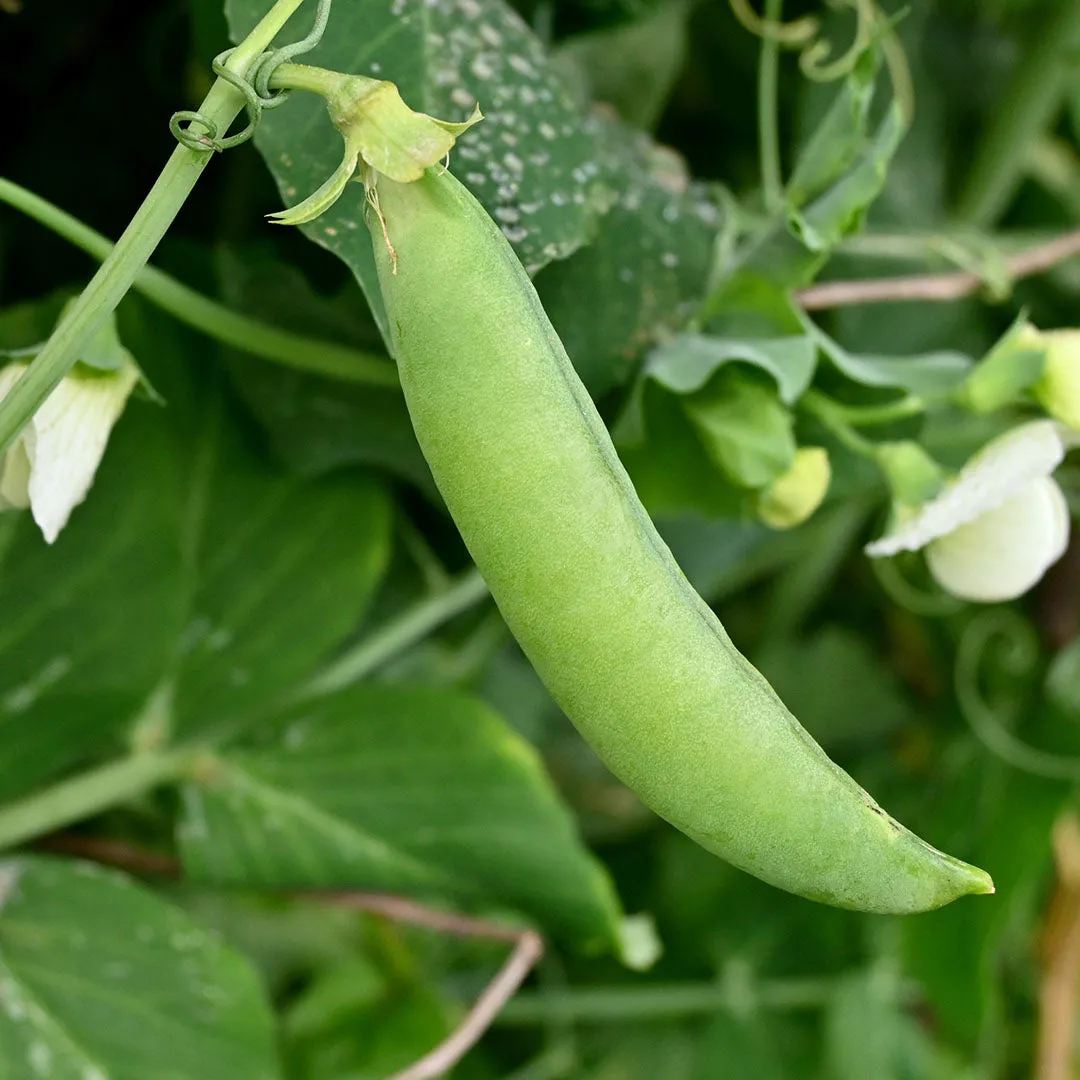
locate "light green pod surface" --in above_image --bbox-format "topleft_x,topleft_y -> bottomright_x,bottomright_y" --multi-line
371,169 -> 993,914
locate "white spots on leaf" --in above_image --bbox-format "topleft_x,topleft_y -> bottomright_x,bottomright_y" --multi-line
0,969 -> 26,1020
538,122 -> 557,140
661,252 -> 680,269
3,656 -> 71,714
470,55 -> 496,81
508,54 -> 535,77
28,1041 -> 52,1076
451,87 -> 476,109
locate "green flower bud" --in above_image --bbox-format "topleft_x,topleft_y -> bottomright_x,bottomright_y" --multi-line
1034,329 -> 1080,430
757,446 -> 831,529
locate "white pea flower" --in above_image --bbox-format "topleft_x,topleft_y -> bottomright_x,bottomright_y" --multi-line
866,420 -> 1072,603
0,360 -> 139,543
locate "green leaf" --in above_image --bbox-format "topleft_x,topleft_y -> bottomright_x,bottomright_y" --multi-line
215,250 -> 435,493
119,306 -> 393,743
0,304 -> 392,802
536,123 -> 722,395
226,0 -> 612,339
682,374 -> 796,489
0,398 -> 185,802
810,323 -> 973,394
178,683 -> 623,949
0,856 -> 278,1080
616,384 -> 747,519
638,332 -> 818,407
787,47 -> 879,207
789,104 -> 906,254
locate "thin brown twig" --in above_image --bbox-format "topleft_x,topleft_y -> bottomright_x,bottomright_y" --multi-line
795,227 -> 1080,310
1035,814 -> 1080,1080
34,834 -> 182,876
33,833 -> 544,1080
384,930 -> 545,1080
320,891 -> 525,942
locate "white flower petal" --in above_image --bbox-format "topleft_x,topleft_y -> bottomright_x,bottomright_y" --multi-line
925,476 -> 1070,602
23,365 -> 139,543
0,438 -> 31,509
866,420 -> 1067,556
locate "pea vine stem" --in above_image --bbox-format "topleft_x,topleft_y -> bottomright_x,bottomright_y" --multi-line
0,0 -> 311,456
757,0 -> 785,213
0,749 -> 200,851
0,178 -> 398,387
800,389 -> 878,457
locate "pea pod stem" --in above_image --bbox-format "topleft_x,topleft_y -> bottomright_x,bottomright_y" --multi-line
0,178 -> 399,387
0,0 -> 311,456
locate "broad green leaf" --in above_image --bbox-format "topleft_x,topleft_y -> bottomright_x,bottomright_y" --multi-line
789,104 -> 906,253
215,250 -> 434,493
0,302 -> 185,802
683,375 -> 796,489
0,304 -> 392,802
0,856 -> 278,1080
226,0 -> 612,339
616,383 -> 747,519
787,47 -> 879,206
126,305 -> 393,741
536,124 -> 722,395
636,332 -> 817,408
808,322 -> 973,395
178,683 -> 623,949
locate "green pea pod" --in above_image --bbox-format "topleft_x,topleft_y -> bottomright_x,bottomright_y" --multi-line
369,168 -> 993,913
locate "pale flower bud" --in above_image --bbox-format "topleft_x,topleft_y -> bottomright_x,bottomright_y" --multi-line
757,446 -> 831,530
0,361 -> 139,543
1034,329 -> 1080,430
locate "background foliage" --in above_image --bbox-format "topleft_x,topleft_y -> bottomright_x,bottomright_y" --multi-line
5,0 -> 1080,1077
